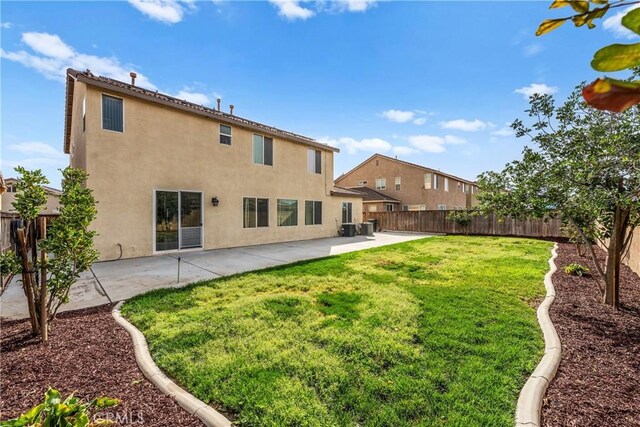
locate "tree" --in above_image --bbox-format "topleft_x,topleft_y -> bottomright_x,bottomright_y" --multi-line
477,84 -> 640,309
10,166 -> 98,341
537,0 -> 640,111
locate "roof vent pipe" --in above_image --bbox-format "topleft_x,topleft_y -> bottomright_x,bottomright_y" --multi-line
217,98 -> 221,111
230,104 -> 234,115
129,72 -> 137,86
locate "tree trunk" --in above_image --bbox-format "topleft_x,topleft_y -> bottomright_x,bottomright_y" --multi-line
603,202 -> 630,309
16,228 -> 39,335
39,218 -> 48,342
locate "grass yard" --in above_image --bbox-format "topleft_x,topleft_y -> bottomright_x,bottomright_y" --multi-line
122,236 -> 552,426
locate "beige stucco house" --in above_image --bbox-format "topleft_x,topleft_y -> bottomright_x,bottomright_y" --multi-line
1,178 -> 61,215
335,154 -> 478,212
64,69 -> 363,261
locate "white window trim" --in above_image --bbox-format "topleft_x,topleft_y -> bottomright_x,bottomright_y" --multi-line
376,178 -> 386,190
100,93 -> 125,134
253,133 -> 274,167
220,124 -> 232,145
444,177 -> 449,192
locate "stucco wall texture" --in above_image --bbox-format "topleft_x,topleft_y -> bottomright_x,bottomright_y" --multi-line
69,82 -> 362,260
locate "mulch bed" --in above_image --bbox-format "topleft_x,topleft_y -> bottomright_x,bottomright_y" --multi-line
0,304 -> 203,426
542,243 -> 640,426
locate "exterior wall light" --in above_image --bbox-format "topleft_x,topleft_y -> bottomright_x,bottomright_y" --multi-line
211,197 -> 220,207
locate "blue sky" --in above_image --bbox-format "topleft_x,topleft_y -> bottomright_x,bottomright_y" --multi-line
2,0 -> 638,188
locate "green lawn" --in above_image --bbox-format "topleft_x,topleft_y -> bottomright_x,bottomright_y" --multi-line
122,236 -> 551,426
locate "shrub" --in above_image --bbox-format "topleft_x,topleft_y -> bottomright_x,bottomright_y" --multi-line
0,388 -> 118,427
564,263 -> 590,277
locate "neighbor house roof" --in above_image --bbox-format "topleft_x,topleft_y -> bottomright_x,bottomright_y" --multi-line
63,68 -> 339,155
346,186 -> 401,203
4,178 -> 62,196
335,153 -> 477,185
330,186 -> 365,198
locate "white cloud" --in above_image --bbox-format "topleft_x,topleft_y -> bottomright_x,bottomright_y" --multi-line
392,146 -> 418,156
514,83 -> 558,99
439,119 -> 489,132
1,22 -> 12,29
22,32 -> 74,59
523,43 -> 543,57
408,135 -> 466,153
8,141 -> 66,159
269,0 -> 315,21
603,4 -> 640,39
491,125 -> 513,137
412,117 -> 427,125
318,136 -> 391,154
2,141 -> 68,172
332,0 -> 377,12
174,89 -> 211,105
1,32 -> 156,90
380,109 -> 415,123
127,0 -> 195,24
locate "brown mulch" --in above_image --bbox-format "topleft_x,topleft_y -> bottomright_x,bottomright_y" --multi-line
542,243 -> 640,427
0,304 -> 203,426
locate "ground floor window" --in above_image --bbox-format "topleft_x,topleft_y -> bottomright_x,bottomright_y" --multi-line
277,199 -> 298,226
438,204 -> 447,210
243,197 -> 269,228
386,204 -> 395,212
305,201 -> 322,225
342,202 -> 353,223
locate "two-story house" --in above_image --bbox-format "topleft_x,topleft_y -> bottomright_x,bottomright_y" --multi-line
335,154 -> 478,212
1,177 -> 61,215
63,69 -> 363,261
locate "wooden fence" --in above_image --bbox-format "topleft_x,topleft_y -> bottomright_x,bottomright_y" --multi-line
363,210 -> 564,239
1,213 -> 59,251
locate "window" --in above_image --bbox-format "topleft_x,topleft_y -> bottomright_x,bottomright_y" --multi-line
369,205 -> 378,212
277,199 -> 298,226
444,177 -> 449,192
82,95 -> 86,133
220,124 -> 232,145
434,174 -> 440,190
376,178 -> 386,190
463,183 -> 470,193
419,204 -> 427,211
102,94 -> 123,132
253,134 -> 273,166
357,180 -> 368,185
342,202 -> 353,223
395,177 -> 401,191
307,149 -> 322,174
438,204 -> 447,210
305,201 -> 322,225
424,173 -> 432,189
386,203 -> 395,212
403,205 -> 409,211
243,197 -> 269,228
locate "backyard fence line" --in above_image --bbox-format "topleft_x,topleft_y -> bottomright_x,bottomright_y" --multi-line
363,210 -> 564,239
1,213 -> 60,251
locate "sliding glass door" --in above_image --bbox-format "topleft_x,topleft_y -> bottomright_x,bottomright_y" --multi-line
155,190 -> 202,251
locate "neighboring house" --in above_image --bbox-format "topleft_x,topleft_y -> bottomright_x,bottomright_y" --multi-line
335,154 -> 478,212
63,68 -> 363,261
1,178 -> 61,215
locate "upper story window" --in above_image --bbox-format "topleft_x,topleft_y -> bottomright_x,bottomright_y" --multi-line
307,149 -> 321,174
434,174 -> 440,190
376,178 -> 386,190
357,180 -> 368,185
395,177 -> 401,191
424,173 -> 432,189
102,94 -> 123,132
444,177 -> 449,192
82,96 -> 86,133
220,124 -> 232,145
253,134 -> 273,166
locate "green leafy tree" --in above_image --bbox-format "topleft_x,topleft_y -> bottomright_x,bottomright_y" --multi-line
537,0 -> 640,111
477,85 -> 640,309
10,166 -> 98,341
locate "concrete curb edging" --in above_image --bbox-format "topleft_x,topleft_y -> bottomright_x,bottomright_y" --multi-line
112,302 -> 232,427
515,243 -> 560,427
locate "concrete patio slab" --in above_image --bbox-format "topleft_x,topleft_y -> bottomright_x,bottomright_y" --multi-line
1,232 -> 431,320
